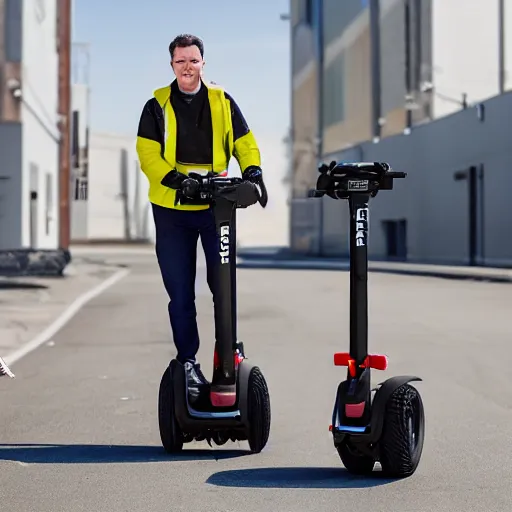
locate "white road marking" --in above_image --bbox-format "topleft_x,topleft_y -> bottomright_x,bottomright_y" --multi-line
3,268 -> 130,366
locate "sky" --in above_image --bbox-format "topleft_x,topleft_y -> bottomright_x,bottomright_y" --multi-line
72,0 -> 292,246
72,0 -> 290,140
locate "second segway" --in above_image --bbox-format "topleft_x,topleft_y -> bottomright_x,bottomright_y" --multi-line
309,161 -> 425,478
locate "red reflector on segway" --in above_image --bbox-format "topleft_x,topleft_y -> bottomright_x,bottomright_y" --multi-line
213,351 -> 244,369
368,354 -> 388,370
345,402 -> 366,418
333,352 -> 388,372
333,352 -> 351,366
210,391 -> 236,407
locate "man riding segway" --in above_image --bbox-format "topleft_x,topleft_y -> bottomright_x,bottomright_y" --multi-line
136,33 -> 263,404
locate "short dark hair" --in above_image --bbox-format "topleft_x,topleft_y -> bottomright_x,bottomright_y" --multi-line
169,34 -> 204,60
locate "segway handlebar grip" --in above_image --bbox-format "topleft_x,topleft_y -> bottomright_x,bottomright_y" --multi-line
257,179 -> 268,208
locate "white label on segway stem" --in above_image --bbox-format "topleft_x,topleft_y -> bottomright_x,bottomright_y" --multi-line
348,179 -> 369,191
356,207 -> 369,247
220,224 -> 230,264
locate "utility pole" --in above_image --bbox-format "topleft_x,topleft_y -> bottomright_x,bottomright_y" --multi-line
280,9 -> 293,248
316,0 -> 324,256
57,0 -> 71,250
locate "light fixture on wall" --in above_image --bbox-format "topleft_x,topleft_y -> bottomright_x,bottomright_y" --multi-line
475,103 -> 485,122
6,78 -> 22,99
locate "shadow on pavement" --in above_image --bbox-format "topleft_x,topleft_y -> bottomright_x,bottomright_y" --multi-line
0,281 -> 48,290
0,443 -> 251,464
206,466 -> 396,489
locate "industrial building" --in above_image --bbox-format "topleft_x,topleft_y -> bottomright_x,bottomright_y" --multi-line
0,0 -> 61,251
69,44 -> 153,244
0,0 -> 72,276
0,0 -> 150,277
289,0 -> 512,266
70,129 -> 155,243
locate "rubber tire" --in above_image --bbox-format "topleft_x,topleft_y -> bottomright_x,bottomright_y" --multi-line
337,441 -> 375,475
246,367 -> 271,453
379,383 -> 425,478
158,366 -> 184,453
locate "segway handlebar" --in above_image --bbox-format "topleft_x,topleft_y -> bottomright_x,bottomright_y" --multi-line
308,161 -> 406,199
178,172 -> 268,208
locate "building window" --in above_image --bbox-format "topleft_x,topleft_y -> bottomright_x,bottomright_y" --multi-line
71,111 -> 89,201
29,163 -> 39,248
5,0 -> 22,62
322,51 -> 345,127
45,173 -> 53,235
305,0 -> 313,25
323,0 -> 365,48
297,0 -> 313,25
382,219 -> 407,260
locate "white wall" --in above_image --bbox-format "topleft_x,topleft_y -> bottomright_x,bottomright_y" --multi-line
431,0 -> 500,118
20,0 -> 60,250
87,132 -> 154,241
505,0 -> 512,91
70,83 -> 90,240
87,130 -> 286,246
228,135 -> 289,248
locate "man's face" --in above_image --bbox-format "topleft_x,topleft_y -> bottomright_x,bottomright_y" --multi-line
171,45 -> 204,92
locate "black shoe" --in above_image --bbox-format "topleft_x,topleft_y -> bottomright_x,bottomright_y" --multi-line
184,361 -> 209,403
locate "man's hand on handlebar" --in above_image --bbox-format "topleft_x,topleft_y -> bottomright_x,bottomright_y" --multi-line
169,169 -> 268,209
242,166 -> 263,184
241,166 -> 268,208
181,172 -> 203,199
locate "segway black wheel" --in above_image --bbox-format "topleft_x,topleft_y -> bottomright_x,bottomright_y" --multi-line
337,440 -> 375,475
246,366 -> 271,453
158,366 -> 183,453
379,384 -> 425,478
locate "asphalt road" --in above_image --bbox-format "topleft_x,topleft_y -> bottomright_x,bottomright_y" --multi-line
1,251 -> 511,511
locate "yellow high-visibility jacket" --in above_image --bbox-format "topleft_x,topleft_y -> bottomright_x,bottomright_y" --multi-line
136,80 -> 261,210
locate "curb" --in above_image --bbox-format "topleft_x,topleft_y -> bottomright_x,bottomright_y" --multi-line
236,257 -> 512,283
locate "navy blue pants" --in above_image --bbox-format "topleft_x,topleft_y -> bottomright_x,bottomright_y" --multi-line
152,203 -> 220,364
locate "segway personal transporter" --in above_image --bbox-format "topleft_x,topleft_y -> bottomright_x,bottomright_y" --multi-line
309,161 -> 425,478
158,172 -> 271,454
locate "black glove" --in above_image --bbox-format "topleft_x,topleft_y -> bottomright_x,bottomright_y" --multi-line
181,172 -> 203,199
242,166 -> 263,184
161,169 -> 187,189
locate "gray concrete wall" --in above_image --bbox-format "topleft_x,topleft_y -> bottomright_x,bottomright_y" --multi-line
315,91 -> 512,266
0,123 -> 23,250
71,200 -> 88,239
